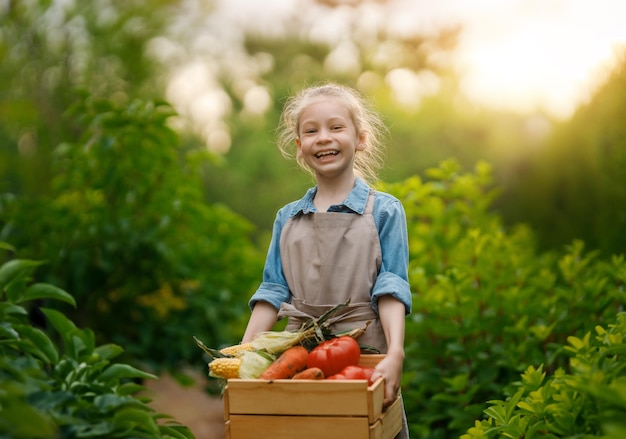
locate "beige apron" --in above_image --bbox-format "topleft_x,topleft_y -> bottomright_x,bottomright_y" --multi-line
277,189 -> 411,438
277,190 -> 388,353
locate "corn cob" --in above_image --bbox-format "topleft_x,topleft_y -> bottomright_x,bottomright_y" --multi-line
209,357 -> 241,379
219,342 -> 255,356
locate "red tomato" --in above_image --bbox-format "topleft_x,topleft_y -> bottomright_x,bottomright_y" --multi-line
307,336 -> 361,377
327,365 -> 375,381
342,365 -> 374,380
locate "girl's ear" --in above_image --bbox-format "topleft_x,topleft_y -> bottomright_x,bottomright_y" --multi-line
356,131 -> 367,151
296,138 -> 302,156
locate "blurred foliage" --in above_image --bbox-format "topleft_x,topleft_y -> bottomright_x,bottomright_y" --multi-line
463,314 -> 626,438
1,95 -> 264,373
0,0 -> 175,196
0,245 -> 195,438
383,160 -> 626,438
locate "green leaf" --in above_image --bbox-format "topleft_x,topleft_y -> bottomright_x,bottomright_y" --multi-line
112,407 -> 160,435
566,333 -> 590,353
41,307 -> 78,358
94,394 -> 141,412
0,303 -> 28,318
505,388 -> 525,421
521,365 -> 546,391
99,364 -> 157,382
117,382 -> 147,396
0,242 -> 16,252
15,324 -> 59,364
11,339 -> 50,364
159,425 -> 195,439
0,259 -> 45,300
443,373 -> 469,392
517,401 -> 536,414
0,322 -> 19,340
21,283 -> 76,307
93,343 -> 124,361
72,421 -> 115,437
484,404 -> 507,424
41,307 -> 77,337
70,334 -> 88,359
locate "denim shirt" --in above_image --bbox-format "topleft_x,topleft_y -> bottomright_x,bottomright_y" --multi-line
249,177 -> 412,315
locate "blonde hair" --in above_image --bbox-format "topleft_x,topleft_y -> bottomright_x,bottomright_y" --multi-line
276,82 -> 388,184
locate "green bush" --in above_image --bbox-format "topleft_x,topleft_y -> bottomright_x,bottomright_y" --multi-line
383,160 -> 626,438
0,96 -> 264,371
0,243 -> 194,438
462,312 -> 626,438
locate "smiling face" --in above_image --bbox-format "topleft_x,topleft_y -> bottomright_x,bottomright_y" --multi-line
295,96 -> 366,182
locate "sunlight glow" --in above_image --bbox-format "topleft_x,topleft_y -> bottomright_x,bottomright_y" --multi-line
388,0 -> 626,118
162,0 -> 626,148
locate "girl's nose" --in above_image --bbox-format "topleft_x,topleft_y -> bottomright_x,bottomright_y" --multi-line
317,128 -> 331,142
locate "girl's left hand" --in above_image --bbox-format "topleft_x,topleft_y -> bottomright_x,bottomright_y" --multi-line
370,349 -> 404,408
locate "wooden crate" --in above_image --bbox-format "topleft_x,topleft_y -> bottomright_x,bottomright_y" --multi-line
223,354 -> 402,439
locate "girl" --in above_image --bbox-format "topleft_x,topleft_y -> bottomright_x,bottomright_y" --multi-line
242,82 -> 411,438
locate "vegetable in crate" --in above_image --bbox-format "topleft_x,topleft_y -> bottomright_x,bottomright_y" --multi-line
219,342 -> 255,356
250,330 -> 313,354
327,365 -> 375,381
292,367 -> 325,380
307,336 -> 361,377
195,335 -> 277,380
209,357 -> 241,380
193,301 -> 369,381
238,351 -> 275,379
259,345 -> 309,380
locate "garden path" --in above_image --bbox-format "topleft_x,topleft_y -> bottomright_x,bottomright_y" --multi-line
143,368 -> 226,439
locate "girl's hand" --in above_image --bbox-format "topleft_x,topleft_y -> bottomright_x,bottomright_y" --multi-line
374,295 -> 406,407
370,347 -> 404,408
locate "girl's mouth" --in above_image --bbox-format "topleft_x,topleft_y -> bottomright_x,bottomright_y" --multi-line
315,151 -> 338,158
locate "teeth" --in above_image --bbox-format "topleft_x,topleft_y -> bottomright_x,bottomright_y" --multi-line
316,151 -> 338,158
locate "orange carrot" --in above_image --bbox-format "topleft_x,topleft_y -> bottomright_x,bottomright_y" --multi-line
292,367 -> 325,380
259,346 -> 309,380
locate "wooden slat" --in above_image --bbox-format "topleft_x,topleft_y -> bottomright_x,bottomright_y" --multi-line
229,415 -> 371,439
226,378 -> 383,418
223,383 -> 230,421
358,354 -> 385,369
367,396 -> 402,439
381,397 -> 403,439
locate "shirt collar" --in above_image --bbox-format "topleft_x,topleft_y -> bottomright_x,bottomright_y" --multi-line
289,177 -> 371,216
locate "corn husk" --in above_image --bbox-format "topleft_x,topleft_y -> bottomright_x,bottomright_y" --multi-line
250,329 -> 314,354
194,336 -> 229,359
238,351 -> 275,379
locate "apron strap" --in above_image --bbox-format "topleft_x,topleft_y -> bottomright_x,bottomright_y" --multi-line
364,189 -> 376,215
278,299 -> 377,328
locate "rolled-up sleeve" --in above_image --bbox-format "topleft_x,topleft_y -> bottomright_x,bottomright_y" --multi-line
248,207 -> 292,310
371,197 -> 412,315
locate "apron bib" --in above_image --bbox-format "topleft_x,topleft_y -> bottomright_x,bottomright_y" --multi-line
277,191 -> 388,353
